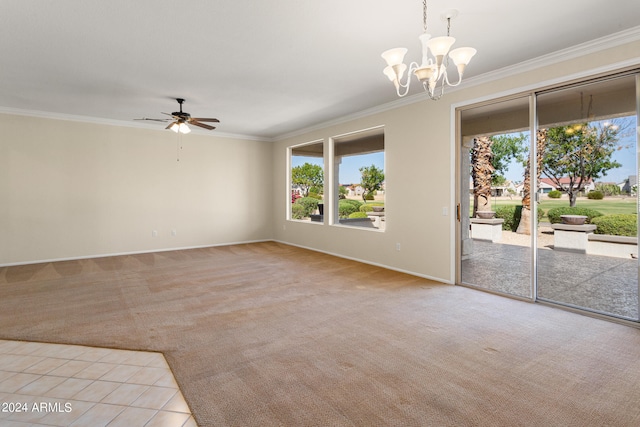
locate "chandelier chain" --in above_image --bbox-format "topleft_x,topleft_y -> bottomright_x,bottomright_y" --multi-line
422,0 -> 427,33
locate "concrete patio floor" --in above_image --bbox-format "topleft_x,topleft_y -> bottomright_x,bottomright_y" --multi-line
461,239 -> 639,321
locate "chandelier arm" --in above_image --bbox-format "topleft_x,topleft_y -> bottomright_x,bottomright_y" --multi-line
442,69 -> 463,87
394,62 -> 420,97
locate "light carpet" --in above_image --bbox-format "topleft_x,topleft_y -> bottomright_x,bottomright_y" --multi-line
1,242 -> 639,426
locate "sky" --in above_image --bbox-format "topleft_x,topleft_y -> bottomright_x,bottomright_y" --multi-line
501,117 -> 637,184
503,144 -> 636,184
292,115 -> 636,187
292,152 -> 384,185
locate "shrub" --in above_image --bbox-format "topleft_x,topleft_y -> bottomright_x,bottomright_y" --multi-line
595,183 -> 621,196
294,197 -> 319,217
307,192 -> 322,200
547,190 -> 562,199
363,192 -> 375,201
587,190 -> 604,200
546,207 -> 603,224
592,214 -> 637,236
495,206 -> 520,231
359,204 -> 374,212
338,200 -> 359,218
342,199 -> 363,209
309,186 -> 323,196
291,203 -> 306,220
348,212 -> 369,219
494,205 -> 544,231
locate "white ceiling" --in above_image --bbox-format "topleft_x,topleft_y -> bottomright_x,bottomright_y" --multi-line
1,1 -> 639,140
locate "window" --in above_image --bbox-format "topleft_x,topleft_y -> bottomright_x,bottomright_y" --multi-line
289,140 -> 324,222
332,127 -> 385,230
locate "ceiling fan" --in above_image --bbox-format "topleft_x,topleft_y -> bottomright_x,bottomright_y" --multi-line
135,98 -> 219,134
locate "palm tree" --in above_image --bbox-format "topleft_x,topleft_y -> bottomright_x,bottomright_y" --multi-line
471,136 -> 494,217
516,129 -> 547,234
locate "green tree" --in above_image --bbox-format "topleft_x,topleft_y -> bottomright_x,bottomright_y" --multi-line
338,185 -> 348,199
359,165 -> 385,203
291,163 -> 323,197
490,133 -> 528,185
542,121 -> 622,207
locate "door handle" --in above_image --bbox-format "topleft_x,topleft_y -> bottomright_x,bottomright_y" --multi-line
456,203 -> 461,221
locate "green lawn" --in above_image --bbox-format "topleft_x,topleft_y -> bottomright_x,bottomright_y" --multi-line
472,196 -> 637,221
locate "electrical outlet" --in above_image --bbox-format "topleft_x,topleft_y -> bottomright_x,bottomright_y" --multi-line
396,243 -> 401,251
442,207 -> 448,216
152,230 -> 158,237
171,229 -> 177,237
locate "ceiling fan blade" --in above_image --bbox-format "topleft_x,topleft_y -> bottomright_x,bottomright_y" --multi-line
134,117 -> 169,122
161,112 -> 175,117
190,118 -> 220,123
190,121 -> 216,130
165,122 -> 177,130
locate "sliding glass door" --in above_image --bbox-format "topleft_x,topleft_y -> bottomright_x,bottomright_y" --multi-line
458,71 -> 639,322
536,75 -> 639,320
459,96 -> 534,300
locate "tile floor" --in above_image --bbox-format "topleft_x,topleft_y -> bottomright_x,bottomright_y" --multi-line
0,340 -> 196,426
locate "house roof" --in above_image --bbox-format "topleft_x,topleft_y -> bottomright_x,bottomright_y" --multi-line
1,1 -> 639,139
540,177 -> 593,187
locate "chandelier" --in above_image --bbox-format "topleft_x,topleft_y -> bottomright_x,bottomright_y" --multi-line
381,0 -> 476,100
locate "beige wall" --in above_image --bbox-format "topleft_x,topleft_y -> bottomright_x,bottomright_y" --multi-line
1,114 -> 274,264
2,39 -> 638,274
272,39 -> 640,283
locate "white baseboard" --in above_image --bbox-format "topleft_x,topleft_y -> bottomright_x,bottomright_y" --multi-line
272,239 -> 452,285
0,239 -> 272,267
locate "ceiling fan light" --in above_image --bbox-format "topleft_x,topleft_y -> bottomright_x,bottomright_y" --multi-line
178,122 -> 191,134
169,122 -> 180,133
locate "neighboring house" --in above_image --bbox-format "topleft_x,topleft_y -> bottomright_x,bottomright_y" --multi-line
514,180 -> 555,196
343,183 -> 386,198
539,177 -> 595,194
467,180 -> 518,197
491,180 -> 518,197
618,175 -> 637,194
346,185 -> 365,197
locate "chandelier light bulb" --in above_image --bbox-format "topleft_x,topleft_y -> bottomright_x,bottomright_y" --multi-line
381,48 -> 408,67
449,47 -> 477,66
426,36 -> 456,57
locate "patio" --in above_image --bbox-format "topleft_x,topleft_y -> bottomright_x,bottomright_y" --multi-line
462,237 -> 639,321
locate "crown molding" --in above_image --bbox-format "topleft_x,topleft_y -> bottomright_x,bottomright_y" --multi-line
0,106 -> 272,142
274,26 -> 640,142
461,25 -> 640,89
3,26 -> 639,144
